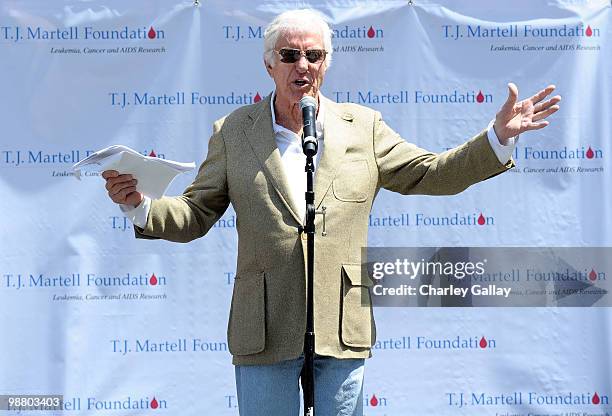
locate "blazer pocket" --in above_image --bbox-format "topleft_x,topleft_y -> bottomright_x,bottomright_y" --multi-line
332,159 -> 370,202
340,263 -> 376,348
227,271 -> 266,355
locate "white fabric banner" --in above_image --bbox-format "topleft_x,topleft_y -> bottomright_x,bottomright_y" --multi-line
1,0 -> 610,414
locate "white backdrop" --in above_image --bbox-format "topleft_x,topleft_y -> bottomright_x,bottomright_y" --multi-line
1,0 -> 610,414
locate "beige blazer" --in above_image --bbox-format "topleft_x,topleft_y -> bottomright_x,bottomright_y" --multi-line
135,94 -> 513,365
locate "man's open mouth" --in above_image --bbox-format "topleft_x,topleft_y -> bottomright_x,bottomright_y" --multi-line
294,80 -> 309,86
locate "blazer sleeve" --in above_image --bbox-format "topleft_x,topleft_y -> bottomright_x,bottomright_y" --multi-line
373,111 -> 514,195
134,119 -> 230,242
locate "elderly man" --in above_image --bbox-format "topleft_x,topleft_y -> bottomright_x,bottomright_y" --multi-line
102,8 -> 560,416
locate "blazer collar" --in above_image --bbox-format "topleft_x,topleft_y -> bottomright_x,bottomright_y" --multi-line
244,93 -> 352,225
244,94 -> 303,224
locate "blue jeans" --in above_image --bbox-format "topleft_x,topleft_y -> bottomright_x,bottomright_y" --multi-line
235,355 -> 365,416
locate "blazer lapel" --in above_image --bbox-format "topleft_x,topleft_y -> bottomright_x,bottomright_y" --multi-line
314,97 -> 351,208
244,94 -> 303,225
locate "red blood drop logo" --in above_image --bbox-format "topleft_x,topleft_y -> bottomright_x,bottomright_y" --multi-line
586,146 -> 594,159
585,25 -> 593,37
370,394 -> 379,406
476,90 -> 485,103
150,274 -> 158,286
592,392 -> 600,405
151,397 -> 159,409
148,27 -> 157,39
477,213 -> 486,226
254,92 -> 262,103
589,269 -> 597,281
479,336 -> 487,348
149,150 -> 157,157
367,26 -> 376,38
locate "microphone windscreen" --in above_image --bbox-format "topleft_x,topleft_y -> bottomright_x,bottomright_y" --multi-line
299,96 -> 317,111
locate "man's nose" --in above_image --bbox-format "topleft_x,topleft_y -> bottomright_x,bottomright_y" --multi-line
295,55 -> 309,71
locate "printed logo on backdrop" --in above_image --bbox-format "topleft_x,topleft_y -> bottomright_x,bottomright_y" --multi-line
373,335 -> 496,351
225,394 -> 239,410
224,271 -> 236,287
364,392 -> 389,409
507,144 -> 604,176
222,24 -> 263,42
52,396 -> 165,411
444,390 -> 609,410
0,148 -> 165,179
0,24 -> 167,55
332,88 -> 492,105
332,23 -> 384,54
212,214 -> 236,230
110,337 -> 227,356
221,392 -> 391,410
110,211 -> 235,234
108,91 -> 263,108
2,271 -> 168,302
441,22 -> 602,53
369,211 -> 494,228
221,22 -> 384,53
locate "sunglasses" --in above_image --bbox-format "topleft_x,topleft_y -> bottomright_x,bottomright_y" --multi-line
276,48 -> 327,64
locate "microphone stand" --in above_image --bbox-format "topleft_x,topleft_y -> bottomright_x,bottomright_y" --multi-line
302,149 -> 316,416
300,101 -> 318,416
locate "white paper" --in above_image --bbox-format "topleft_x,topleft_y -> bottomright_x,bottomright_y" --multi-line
72,145 -> 195,199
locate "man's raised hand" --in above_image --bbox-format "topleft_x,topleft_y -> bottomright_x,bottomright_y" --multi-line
493,83 -> 561,144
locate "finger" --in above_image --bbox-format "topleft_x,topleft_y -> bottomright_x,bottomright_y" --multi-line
109,190 -> 123,204
107,173 -> 133,183
524,120 -> 550,131
101,170 -> 119,180
105,175 -> 134,191
499,82 -> 519,114
106,179 -> 136,195
534,95 -> 561,113
532,105 -> 560,122
109,186 -> 137,203
109,179 -> 137,196
117,186 -> 138,200
529,84 -> 556,105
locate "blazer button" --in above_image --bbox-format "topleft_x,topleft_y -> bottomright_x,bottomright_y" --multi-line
301,232 -> 308,241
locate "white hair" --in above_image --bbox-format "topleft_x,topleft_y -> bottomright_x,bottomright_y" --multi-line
263,9 -> 333,69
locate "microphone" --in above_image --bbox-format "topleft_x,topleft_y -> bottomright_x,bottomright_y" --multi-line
300,96 -> 318,157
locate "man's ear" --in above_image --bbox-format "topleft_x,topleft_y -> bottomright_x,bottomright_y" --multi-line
264,58 -> 273,76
